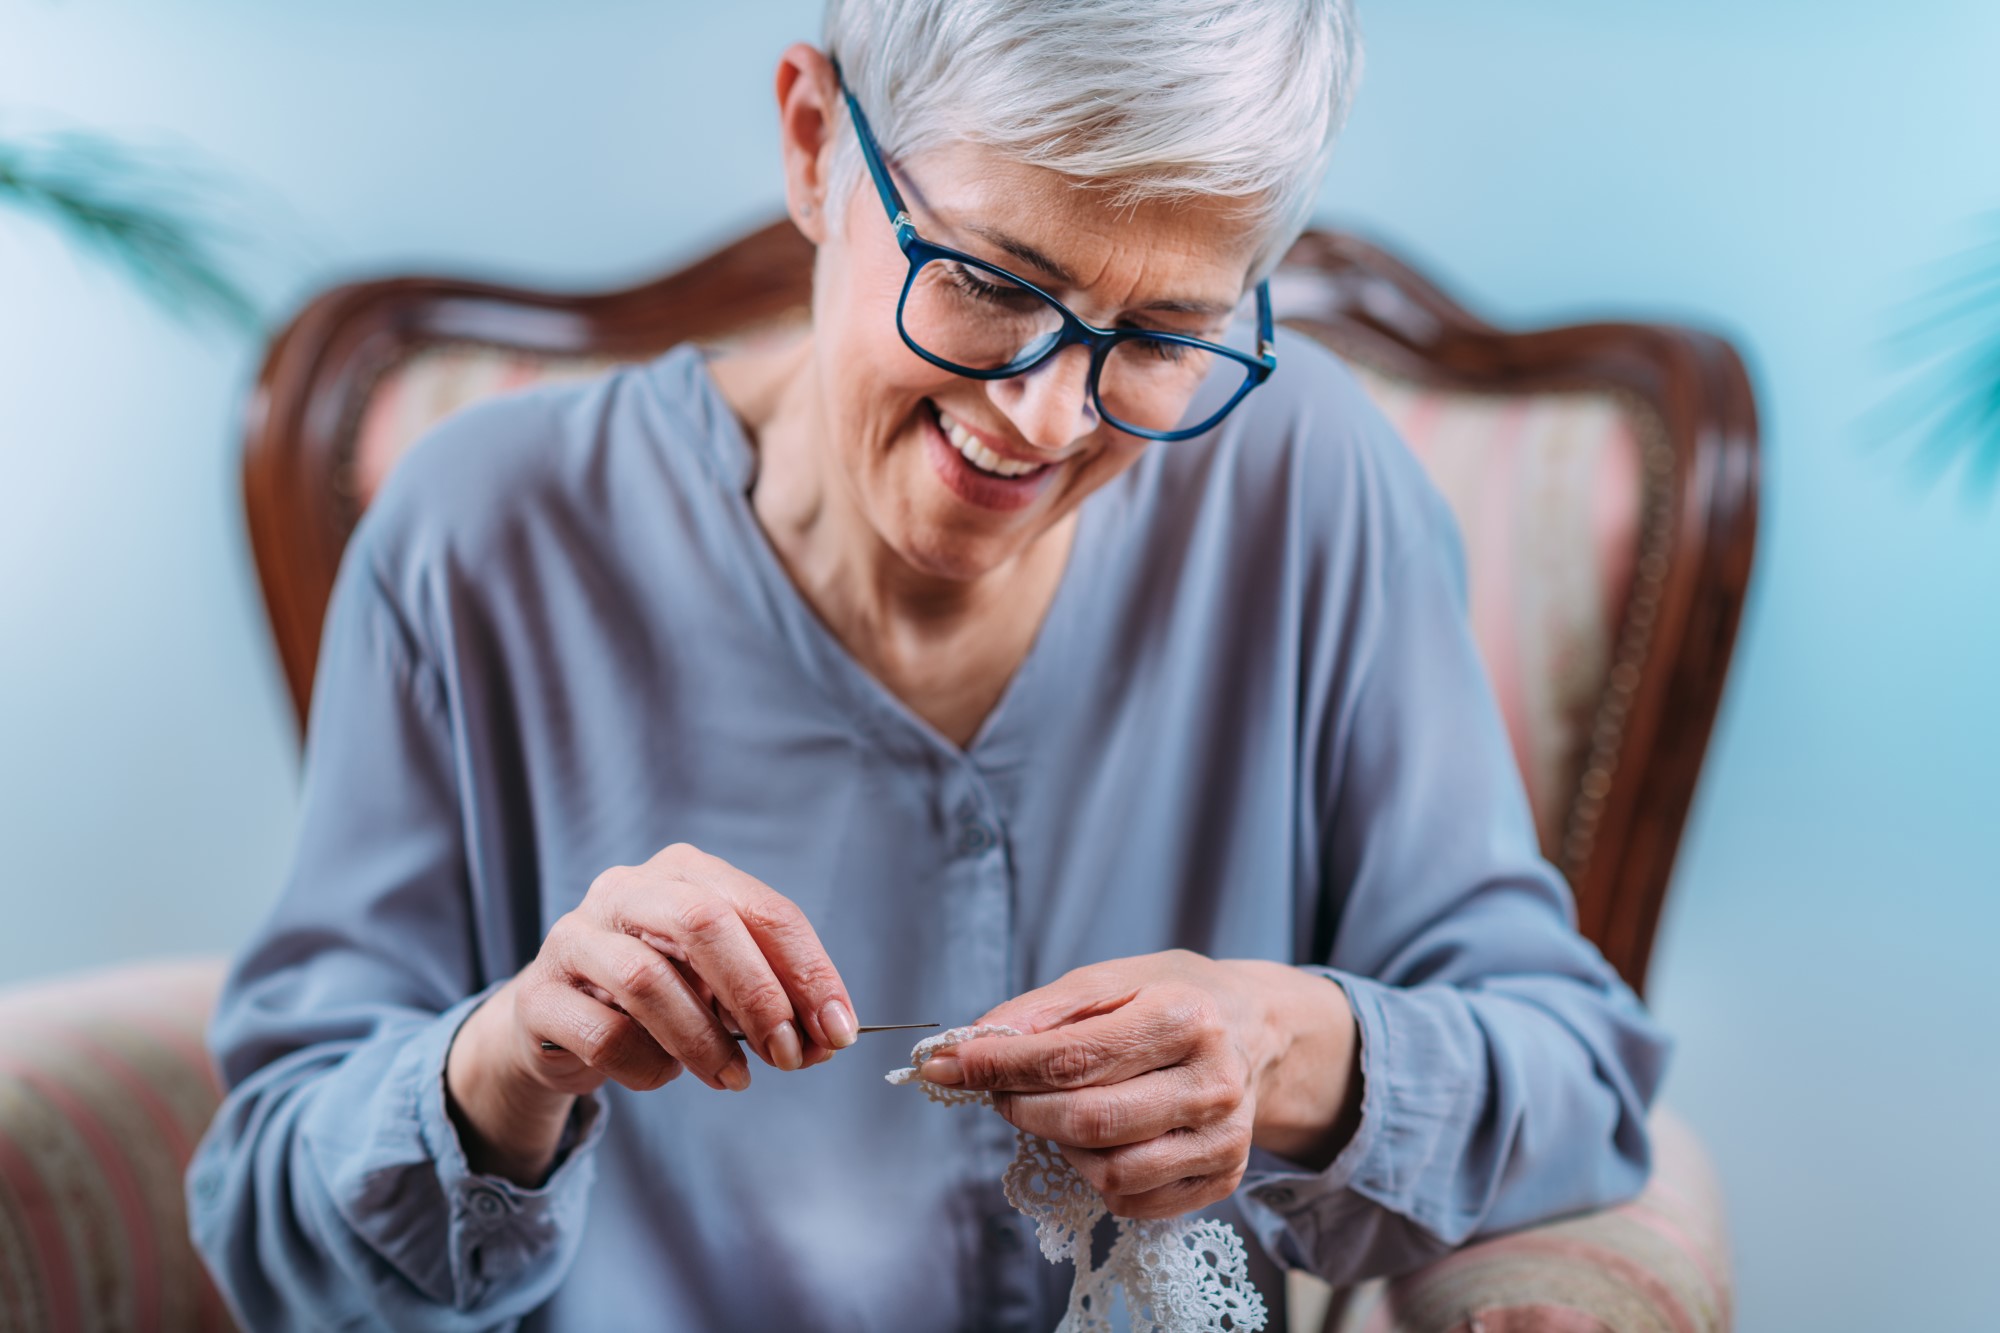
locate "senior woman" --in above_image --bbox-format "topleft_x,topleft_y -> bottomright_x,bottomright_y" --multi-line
190,1 -> 1667,1329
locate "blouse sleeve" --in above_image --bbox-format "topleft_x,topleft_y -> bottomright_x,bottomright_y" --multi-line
184,535 -> 604,1331
1233,488 -> 1670,1287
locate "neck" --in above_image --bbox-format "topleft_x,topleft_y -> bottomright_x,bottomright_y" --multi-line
717,332 -> 1072,658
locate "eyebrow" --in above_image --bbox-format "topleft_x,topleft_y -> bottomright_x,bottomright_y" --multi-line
963,223 -> 1077,284
961,222 -> 1237,319
1135,295 -> 1238,318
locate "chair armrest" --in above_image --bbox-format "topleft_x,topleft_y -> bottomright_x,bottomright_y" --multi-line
1310,1106 -> 1731,1333
0,959 -> 235,1332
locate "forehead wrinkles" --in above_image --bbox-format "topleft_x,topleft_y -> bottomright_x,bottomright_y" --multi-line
905,147 -> 1253,312
1072,220 -> 1229,308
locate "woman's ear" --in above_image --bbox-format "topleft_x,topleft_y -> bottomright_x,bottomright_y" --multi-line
774,43 -> 840,245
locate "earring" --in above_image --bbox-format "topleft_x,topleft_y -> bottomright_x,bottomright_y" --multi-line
800,201 -> 816,218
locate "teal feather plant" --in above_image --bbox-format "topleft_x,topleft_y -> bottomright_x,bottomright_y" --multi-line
1878,213 -> 2000,504
0,128 -> 259,333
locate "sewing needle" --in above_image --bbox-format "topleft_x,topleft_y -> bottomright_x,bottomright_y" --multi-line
728,1021 -> 939,1040
537,1022 -> 938,1052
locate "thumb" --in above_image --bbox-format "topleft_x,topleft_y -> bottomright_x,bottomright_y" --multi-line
973,960 -> 1142,1035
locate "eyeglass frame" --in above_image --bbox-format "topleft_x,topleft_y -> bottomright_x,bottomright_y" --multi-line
830,59 -> 1278,443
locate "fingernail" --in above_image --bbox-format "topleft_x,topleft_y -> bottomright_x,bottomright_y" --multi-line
719,1059 -> 752,1092
919,1056 -> 963,1086
821,1000 -> 859,1050
768,1021 -> 802,1072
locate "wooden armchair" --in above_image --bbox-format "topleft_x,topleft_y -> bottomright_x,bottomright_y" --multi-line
0,221 -> 1756,1332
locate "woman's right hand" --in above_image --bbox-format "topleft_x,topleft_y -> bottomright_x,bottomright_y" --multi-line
444,842 -> 859,1183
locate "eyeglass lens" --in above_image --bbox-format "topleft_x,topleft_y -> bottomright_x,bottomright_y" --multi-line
900,255 -> 1261,436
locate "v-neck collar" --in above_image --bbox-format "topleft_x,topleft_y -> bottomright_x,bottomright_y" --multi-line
655,343 -> 1116,774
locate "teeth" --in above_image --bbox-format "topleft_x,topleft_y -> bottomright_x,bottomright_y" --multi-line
936,407 -> 1045,478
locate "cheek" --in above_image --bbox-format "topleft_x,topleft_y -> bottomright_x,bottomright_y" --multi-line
814,247 -> 959,433
814,250 -> 893,375
1067,434 -> 1152,496
813,193 -> 947,381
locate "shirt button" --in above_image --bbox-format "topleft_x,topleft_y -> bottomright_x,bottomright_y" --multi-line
470,1188 -> 507,1219
955,821 -> 997,857
1261,1185 -> 1296,1207
986,1214 -> 1024,1249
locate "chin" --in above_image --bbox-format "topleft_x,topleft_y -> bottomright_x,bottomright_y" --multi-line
892,523 -> 1019,584
862,405 -> 1053,583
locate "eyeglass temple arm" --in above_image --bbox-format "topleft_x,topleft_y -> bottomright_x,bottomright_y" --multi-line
1254,281 -> 1277,366
829,58 -> 915,238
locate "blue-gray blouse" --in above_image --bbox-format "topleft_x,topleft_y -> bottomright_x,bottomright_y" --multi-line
188,334 -> 1667,1332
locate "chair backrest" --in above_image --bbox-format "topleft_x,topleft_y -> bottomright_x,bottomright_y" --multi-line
243,221 -> 1757,994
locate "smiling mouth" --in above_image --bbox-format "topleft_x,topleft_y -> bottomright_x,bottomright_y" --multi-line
930,403 -> 1052,480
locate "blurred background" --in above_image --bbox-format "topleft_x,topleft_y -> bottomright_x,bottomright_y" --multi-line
3,1 -> 1996,1327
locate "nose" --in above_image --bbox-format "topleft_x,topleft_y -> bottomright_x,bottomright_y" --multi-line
987,344 -> 1098,452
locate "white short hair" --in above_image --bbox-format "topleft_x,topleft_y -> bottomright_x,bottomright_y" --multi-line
820,0 -> 1363,282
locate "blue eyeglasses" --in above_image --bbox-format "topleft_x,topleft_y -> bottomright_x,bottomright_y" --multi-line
832,62 -> 1277,443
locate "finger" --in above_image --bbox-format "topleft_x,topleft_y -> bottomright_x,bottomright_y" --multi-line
646,845 -> 860,1053
681,967 -> 719,1011
992,1067 -> 1217,1147
700,990 -> 800,1069
707,993 -> 742,1036
515,975 -> 682,1095
722,876 -> 859,1053
623,882 -> 803,1072
1059,1129 -> 1244,1213
935,1004 -> 1197,1093
1101,1169 -> 1241,1221
572,930 -> 750,1091
972,961 -> 1146,1036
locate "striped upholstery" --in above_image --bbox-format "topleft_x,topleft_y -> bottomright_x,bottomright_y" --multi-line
1322,1107 -> 1732,1333
1345,368 -> 1644,854
0,960 -> 234,1333
350,346 -> 620,509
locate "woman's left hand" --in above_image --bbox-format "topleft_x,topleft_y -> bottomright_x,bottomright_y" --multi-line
919,950 -> 1364,1219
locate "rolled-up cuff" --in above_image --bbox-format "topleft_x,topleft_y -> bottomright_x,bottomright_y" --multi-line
304,984 -> 606,1312
1235,968 -> 1477,1269
419,987 -> 605,1306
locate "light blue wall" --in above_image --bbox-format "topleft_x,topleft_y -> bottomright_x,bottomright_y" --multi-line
3,2 -> 1995,1327
1324,7 -> 2000,1324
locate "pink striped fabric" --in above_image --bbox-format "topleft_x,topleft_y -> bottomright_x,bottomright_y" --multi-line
0,959 -> 235,1333
1348,368 -> 1643,854
1327,1108 -> 1733,1333
351,346 -> 621,507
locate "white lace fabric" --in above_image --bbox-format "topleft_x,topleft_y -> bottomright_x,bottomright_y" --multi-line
886,1025 -> 1269,1333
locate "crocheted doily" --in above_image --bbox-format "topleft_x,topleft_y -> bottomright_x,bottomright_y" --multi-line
886,1025 -> 1268,1333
